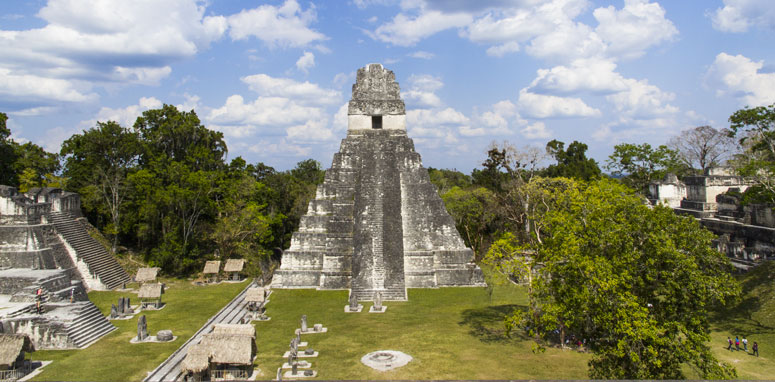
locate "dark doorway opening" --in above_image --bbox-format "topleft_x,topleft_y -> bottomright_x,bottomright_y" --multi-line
372,115 -> 383,129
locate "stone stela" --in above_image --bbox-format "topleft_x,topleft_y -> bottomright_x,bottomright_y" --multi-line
272,63 -> 485,302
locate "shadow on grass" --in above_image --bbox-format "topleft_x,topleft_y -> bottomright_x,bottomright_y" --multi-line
459,304 -> 527,343
713,262 -> 775,335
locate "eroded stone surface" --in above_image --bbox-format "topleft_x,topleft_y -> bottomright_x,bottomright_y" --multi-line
360,350 -> 412,371
272,64 -> 485,301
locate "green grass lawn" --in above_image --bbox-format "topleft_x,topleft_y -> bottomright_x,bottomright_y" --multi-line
253,283 -> 591,380
709,261 -> 775,379
31,279 -> 247,382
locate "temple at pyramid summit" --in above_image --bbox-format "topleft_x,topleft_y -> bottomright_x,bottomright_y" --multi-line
271,64 -> 485,301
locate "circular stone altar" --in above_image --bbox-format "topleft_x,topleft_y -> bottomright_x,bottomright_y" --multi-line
360,350 -> 413,371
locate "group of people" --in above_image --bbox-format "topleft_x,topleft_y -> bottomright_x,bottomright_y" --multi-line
727,335 -> 759,356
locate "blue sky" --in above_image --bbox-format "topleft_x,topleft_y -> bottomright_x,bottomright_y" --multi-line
2,0 -> 775,172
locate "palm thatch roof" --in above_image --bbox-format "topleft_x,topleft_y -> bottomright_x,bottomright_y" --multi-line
138,283 -> 164,299
135,267 -> 160,283
0,334 -> 34,367
180,344 -> 210,374
223,259 -> 245,273
210,324 -> 256,338
200,334 -> 255,365
244,287 -> 266,303
203,261 -> 221,275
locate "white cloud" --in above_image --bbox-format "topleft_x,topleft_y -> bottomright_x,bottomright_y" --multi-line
80,96 -> 163,129
408,50 -> 435,59
208,95 -> 325,134
0,68 -> 97,103
403,74 -> 444,108
286,119 -> 334,143
605,78 -> 677,118
240,74 -> 341,106
593,0 -> 677,60
296,51 -> 315,74
520,121 -> 552,139
529,58 -> 628,95
227,0 -> 326,47
373,10 -> 472,46
706,52 -> 775,106
518,89 -> 601,118
467,100 -> 523,136
408,107 -> 469,127
486,41 -> 520,57
711,0 -> 775,33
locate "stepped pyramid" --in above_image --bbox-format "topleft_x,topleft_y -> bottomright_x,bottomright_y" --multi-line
272,64 -> 485,300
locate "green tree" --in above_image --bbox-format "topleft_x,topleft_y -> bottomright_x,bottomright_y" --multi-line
728,103 -> 775,202
486,178 -> 739,379
542,140 -> 601,180
428,167 -> 471,195
128,105 -> 227,274
441,186 -> 497,259
0,112 -> 16,185
11,142 -> 60,190
61,121 -> 140,251
605,142 -> 683,193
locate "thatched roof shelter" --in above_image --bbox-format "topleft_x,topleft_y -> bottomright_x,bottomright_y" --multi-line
244,288 -> 266,303
0,334 -> 34,368
138,283 -> 164,299
135,267 -> 160,283
223,259 -> 245,273
210,324 -> 256,338
200,334 -> 255,366
180,344 -> 210,374
203,261 -> 221,275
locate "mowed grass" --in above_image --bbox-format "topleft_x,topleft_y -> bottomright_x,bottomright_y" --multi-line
31,279 -> 247,382
253,283 -> 591,380
710,261 -> 775,379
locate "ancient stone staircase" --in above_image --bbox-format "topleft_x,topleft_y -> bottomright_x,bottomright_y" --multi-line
65,301 -> 117,348
47,211 -> 130,290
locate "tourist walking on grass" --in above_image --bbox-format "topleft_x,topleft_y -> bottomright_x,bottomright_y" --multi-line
753,342 -> 759,357
743,337 -> 748,352
735,336 -> 740,350
727,337 -> 733,350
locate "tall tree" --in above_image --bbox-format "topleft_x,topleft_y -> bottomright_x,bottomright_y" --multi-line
61,121 -> 140,251
12,142 -> 60,191
728,103 -> 775,202
441,186 -> 497,259
605,142 -> 683,193
542,140 -> 601,181
0,112 -> 16,186
668,125 -> 737,173
486,178 -> 739,379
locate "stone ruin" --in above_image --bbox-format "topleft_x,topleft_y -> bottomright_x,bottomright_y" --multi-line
0,186 -> 123,348
271,63 -> 485,301
648,168 -> 775,267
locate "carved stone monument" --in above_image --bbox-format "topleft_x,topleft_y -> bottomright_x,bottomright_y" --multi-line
137,315 -> 148,341
272,63 -> 485,301
345,293 -> 363,313
300,315 -> 308,332
369,291 -> 386,313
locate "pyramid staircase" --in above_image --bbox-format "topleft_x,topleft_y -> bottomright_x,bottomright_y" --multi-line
65,301 -> 117,348
47,211 -> 130,290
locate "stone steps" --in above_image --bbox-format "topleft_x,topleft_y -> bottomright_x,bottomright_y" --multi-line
47,212 -> 130,290
65,301 -> 117,348
350,288 -> 406,302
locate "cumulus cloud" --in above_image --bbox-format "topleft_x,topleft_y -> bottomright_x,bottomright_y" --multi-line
0,68 -> 97,104
403,74 -> 444,108
711,0 -> 775,32
528,58 -> 629,95
227,0 -> 326,47
79,96 -> 163,129
706,52 -> 775,106
373,10 -> 472,46
593,0 -> 678,59
520,121 -> 552,139
296,51 -> 315,74
241,74 -> 341,105
605,78 -> 678,118
517,89 -> 601,118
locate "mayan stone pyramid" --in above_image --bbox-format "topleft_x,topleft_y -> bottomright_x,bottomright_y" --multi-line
271,64 -> 485,300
